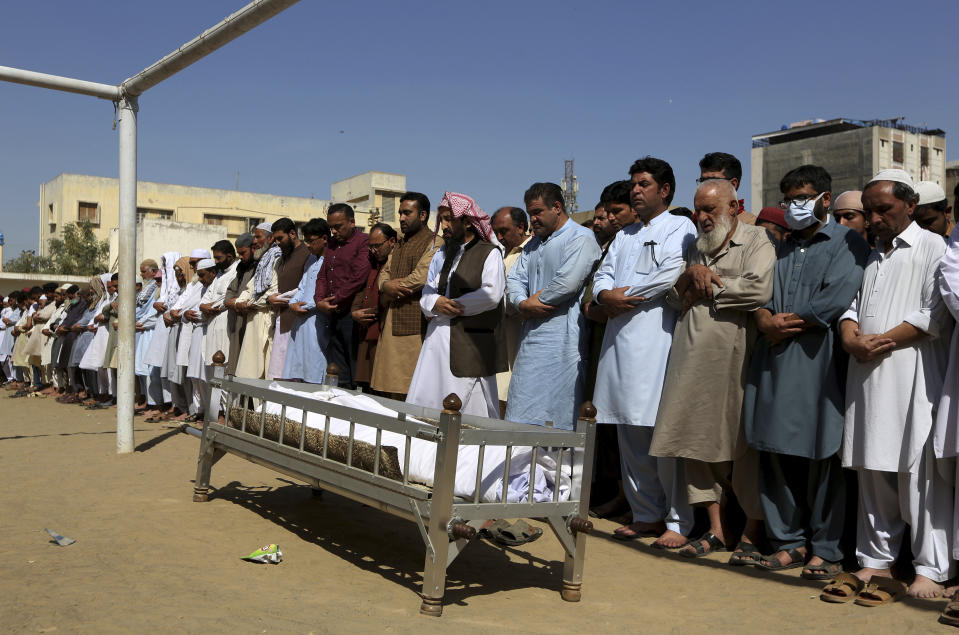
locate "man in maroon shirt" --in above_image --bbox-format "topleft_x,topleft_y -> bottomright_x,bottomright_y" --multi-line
314,203 -> 371,388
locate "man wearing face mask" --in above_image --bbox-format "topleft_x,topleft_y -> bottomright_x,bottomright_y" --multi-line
742,165 -> 871,576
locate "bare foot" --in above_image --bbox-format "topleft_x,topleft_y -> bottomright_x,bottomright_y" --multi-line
654,529 -> 687,548
855,566 -> 893,584
806,555 -> 825,568
908,574 -> 943,599
613,520 -> 665,539
945,585 -> 959,599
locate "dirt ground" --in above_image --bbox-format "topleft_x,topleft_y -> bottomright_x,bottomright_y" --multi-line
0,391 -> 951,633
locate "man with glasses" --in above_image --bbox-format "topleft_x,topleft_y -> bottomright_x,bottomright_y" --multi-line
351,222 -> 397,391
699,152 -> 756,225
744,165 -> 870,576
371,192 -> 442,399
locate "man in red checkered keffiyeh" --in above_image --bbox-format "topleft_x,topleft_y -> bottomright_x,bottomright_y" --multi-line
436,191 -> 498,246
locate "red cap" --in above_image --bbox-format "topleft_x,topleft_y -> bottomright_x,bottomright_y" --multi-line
757,206 -> 788,229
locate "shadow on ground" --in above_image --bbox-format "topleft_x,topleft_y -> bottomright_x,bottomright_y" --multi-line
209,479 -> 566,610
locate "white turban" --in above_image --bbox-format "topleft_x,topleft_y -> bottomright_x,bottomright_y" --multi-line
196,258 -> 216,271
867,168 -> 915,190
190,248 -> 211,259
255,222 -> 273,233
39,295 -> 47,302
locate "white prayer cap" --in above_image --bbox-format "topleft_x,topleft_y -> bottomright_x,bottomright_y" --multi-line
190,248 -> 211,259
916,181 -> 946,205
255,222 -> 273,233
58,283 -> 71,291
867,168 -> 915,190
39,295 -> 47,301
196,258 -> 216,271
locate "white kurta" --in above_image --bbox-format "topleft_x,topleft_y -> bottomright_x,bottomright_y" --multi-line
406,244 -> 505,418
174,281 -> 204,368
592,213 -> 696,426
234,264 -> 278,379
934,225 -> 959,458
842,222 -> 953,472
187,282 -> 211,380
79,289 -> 116,371
201,261 -> 239,365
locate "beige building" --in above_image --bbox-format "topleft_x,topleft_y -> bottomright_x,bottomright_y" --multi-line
38,171 -> 406,258
330,171 -> 407,224
751,118 -> 946,209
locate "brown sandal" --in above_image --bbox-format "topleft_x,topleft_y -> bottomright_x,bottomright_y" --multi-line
820,572 -> 864,603
854,576 -> 906,607
940,599 -> 959,627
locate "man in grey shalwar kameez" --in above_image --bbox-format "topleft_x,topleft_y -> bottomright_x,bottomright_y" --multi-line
743,165 -> 870,576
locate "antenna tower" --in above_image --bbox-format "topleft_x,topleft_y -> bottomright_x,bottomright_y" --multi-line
561,159 -> 579,213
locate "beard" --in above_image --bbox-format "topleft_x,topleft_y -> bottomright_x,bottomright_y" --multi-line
695,215 -> 734,254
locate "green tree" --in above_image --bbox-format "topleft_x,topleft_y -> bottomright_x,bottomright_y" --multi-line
47,220 -> 109,276
3,249 -> 54,273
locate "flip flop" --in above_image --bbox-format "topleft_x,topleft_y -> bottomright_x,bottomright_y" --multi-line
679,532 -> 725,558
481,519 -> 543,546
802,559 -> 843,580
728,541 -> 762,566
854,576 -> 906,607
755,547 -> 805,571
612,523 -> 663,541
940,599 -> 959,627
821,572 -> 865,603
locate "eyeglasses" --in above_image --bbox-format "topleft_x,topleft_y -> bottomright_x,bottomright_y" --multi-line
369,241 -> 388,250
779,192 -> 825,209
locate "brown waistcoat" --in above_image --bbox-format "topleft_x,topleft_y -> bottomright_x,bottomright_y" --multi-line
388,227 -> 436,337
447,240 -> 507,378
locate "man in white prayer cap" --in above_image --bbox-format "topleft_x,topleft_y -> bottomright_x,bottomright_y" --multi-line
184,258 -> 217,419
913,181 -> 953,238
831,168 -> 955,600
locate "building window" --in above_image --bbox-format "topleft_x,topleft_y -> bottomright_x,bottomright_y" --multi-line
892,141 -> 904,164
49,223 -> 56,233
921,147 -> 929,167
48,203 -> 55,223
137,207 -> 174,223
78,201 -> 100,226
381,193 -> 396,222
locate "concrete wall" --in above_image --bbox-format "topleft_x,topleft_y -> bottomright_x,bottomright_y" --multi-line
755,128 -> 874,208
331,171 -> 407,223
108,219 -> 228,272
0,272 -> 89,297
753,125 -> 946,209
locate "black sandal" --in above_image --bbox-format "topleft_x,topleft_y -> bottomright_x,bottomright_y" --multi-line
755,547 -> 805,570
802,559 -> 842,580
728,541 -> 761,566
679,532 -> 725,558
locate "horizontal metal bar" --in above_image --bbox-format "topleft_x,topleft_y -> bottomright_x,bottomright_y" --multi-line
458,429 -> 586,447
451,502 -> 582,519
0,65 -> 119,100
218,379 -> 441,440
121,0 -> 301,97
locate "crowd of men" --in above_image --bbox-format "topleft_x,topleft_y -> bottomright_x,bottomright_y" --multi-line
2,151 -> 958,617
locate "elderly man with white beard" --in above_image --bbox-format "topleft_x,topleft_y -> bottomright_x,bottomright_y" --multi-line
650,179 -> 776,560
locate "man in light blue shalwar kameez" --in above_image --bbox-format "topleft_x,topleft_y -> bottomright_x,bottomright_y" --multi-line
592,157 -> 696,547
505,183 -> 601,431
283,219 -> 331,384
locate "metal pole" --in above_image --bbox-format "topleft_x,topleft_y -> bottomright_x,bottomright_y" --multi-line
116,96 -> 138,454
120,0 -> 301,97
0,65 -> 119,100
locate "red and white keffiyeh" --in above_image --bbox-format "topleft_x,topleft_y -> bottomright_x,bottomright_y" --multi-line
437,191 -> 495,243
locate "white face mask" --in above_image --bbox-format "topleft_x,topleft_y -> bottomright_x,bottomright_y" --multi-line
785,192 -> 825,230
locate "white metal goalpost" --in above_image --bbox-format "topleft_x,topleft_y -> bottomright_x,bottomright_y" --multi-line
0,0 -> 301,453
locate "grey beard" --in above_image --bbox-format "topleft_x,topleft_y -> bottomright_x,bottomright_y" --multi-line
696,216 -> 733,254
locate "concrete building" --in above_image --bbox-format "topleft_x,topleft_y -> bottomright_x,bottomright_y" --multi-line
946,160 -> 959,209
330,171 -> 406,224
107,219 -> 227,272
751,118 -> 946,209
38,171 -> 406,259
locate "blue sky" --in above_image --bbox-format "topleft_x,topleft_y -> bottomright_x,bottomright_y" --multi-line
2,0 -> 956,258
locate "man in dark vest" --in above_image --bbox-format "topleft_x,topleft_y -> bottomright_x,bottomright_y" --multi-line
405,191 -> 506,417
370,192 -> 442,398
223,232 -> 257,376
